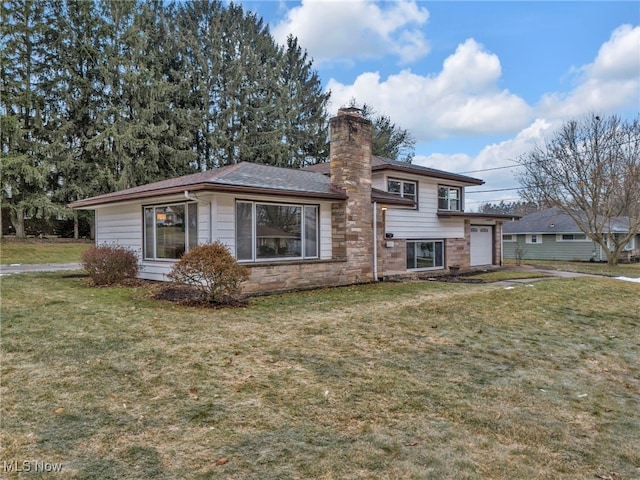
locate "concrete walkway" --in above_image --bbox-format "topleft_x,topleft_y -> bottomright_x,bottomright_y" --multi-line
0,263 -> 82,275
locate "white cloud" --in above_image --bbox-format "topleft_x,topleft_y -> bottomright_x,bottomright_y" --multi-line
415,119 -> 557,209
271,0 -> 430,64
405,24 -> 639,209
537,25 -> 640,119
327,39 -> 532,141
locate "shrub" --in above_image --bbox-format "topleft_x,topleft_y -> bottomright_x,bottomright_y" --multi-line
81,245 -> 139,286
167,242 -> 249,304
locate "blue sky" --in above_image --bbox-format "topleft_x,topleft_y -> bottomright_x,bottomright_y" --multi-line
235,1 -> 640,209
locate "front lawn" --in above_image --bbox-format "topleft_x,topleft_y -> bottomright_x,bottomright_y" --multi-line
0,238 -> 92,265
1,273 -> 638,479
507,259 -> 640,278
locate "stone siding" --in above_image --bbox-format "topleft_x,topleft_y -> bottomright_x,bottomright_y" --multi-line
243,260 -> 349,295
445,220 -> 471,270
329,110 -> 374,284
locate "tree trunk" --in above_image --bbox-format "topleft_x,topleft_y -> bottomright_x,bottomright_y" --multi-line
9,207 -> 26,238
74,211 -> 79,240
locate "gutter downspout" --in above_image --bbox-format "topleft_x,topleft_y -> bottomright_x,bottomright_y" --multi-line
373,201 -> 378,282
185,190 -> 212,243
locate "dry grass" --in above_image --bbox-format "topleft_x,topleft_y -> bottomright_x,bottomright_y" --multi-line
1,272 -> 639,479
506,258 -> 640,278
0,238 -> 92,265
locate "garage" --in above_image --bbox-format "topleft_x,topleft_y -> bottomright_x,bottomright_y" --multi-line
470,225 -> 493,266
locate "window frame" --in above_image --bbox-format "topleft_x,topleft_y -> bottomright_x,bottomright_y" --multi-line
526,234 -> 542,244
406,239 -> 445,271
438,185 -> 462,212
143,202 -> 197,261
236,200 -> 319,263
556,233 -> 589,242
503,234 -> 516,242
387,177 -> 418,206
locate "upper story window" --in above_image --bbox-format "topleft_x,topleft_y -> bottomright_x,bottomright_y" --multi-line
144,202 -> 197,260
236,201 -> 318,262
387,178 -> 417,204
438,186 -> 461,211
503,234 -> 516,242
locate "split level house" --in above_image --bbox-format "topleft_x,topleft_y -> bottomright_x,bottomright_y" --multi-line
503,207 -> 640,262
70,109 -> 518,294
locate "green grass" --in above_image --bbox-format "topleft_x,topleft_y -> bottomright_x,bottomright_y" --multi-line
0,238 -> 92,265
507,259 -> 640,278
1,273 -> 639,479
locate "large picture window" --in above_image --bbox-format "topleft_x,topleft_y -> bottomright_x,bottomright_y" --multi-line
144,203 -> 197,260
406,240 -> 444,270
438,186 -> 461,211
236,201 -> 318,261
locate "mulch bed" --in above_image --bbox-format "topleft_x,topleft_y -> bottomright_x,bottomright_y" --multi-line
152,284 -> 248,308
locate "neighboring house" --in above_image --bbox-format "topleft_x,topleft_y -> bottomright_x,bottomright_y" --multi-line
70,109 -> 517,294
503,207 -> 640,262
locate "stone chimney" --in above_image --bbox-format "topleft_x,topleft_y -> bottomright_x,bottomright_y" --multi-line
329,108 -> 374,282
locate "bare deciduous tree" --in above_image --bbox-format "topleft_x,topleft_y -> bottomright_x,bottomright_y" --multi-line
518,114 -> 640,266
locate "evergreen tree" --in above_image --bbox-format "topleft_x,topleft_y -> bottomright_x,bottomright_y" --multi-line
1,0 -> 56,238
279,35 -> 330,167
350,100 -> 415,162
45,0 -> 106,237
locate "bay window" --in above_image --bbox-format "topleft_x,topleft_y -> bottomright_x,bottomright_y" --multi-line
144,203 -> 197,260
236,201 -> 318,261
406,240 -> 444,270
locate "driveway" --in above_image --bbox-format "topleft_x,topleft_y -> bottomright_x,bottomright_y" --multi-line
0,263 -> 82,275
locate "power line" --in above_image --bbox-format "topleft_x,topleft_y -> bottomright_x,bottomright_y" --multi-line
457,164 -> 521,174
465,186 -> 523,194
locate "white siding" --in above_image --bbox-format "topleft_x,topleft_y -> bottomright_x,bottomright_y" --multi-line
93,191 -> 335,281
374,173 -> 465,239
95,204 -> 142,256
319,203 -> 332,259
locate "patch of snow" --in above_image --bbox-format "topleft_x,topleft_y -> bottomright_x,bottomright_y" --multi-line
504,286 -> 515,290
616,276 -> 640,283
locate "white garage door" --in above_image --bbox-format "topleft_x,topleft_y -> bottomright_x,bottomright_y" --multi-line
470,226 -> 493,266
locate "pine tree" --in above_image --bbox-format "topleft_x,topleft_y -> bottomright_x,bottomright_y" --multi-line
45,0 -> 106,237
1,0 -> 56,237
350,100 -> 415,162
278,36 -> 330,167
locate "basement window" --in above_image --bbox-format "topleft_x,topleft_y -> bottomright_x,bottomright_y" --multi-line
406,240 -> 444,270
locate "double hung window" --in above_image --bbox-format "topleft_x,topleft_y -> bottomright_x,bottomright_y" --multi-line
438,186 -> 461,211
236,201 -> 318,261
144,203 -> 197,260
387,179 -> 417,204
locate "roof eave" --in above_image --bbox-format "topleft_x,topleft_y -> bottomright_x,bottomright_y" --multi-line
437,211 -> 521,220
69,183 -> 347,209
372,164 -> 484,185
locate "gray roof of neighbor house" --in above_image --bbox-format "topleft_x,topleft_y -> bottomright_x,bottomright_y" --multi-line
69,162 -> 348,208
503,207 -> 634,234
304,156 -> 484,186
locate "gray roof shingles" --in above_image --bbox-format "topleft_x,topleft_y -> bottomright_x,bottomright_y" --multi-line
69,162 -> 346,208
503,207 -> 632,234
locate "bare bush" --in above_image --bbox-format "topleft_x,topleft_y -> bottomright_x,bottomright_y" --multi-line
82,245 -> 139,285
167,242 -> 249,304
